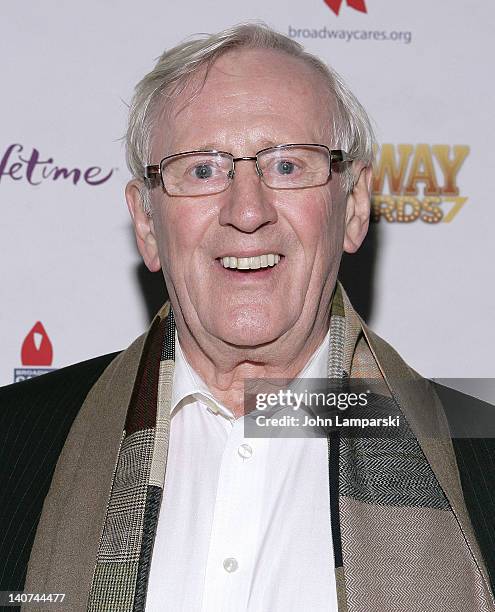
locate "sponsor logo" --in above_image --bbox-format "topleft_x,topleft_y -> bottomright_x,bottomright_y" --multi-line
290,1 -> 412,45
14,321 -> 55,382
324,0 -> 367,16
372,144 -> 469,223
288,26 -> 411,43
0,143 -> 114,186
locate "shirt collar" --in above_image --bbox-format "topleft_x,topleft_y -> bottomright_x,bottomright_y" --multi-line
293,326 -> 330,381
171,330 -> 234,419
170,326 -> 331,418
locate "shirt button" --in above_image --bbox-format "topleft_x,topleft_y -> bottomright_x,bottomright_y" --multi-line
237,443 -> 253,459
223,557 -> 239,573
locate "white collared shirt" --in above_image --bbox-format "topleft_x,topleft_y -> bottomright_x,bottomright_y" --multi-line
146,330 -> 338,611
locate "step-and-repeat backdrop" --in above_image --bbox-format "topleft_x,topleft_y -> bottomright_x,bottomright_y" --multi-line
2,1 -> 494,385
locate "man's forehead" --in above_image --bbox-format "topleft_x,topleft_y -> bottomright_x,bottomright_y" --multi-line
152,48 -> 333,153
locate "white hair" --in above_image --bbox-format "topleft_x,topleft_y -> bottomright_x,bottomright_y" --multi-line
125,22 -> 375,214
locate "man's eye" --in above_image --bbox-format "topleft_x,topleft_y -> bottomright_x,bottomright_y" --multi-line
276,160 -> 296,175
193,164 -> 214,179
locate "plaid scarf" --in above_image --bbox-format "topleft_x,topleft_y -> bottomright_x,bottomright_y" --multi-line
86,284 -> 494,611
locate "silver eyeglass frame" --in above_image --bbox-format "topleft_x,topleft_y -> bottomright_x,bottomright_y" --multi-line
144,143 -> 354,195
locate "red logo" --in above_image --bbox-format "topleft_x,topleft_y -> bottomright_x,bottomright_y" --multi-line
21,322 -> 53,366
324,0 -> 367,15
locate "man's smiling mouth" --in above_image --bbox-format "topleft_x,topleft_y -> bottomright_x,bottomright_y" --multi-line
214,253 -> 285,274
220,253 -> 282,270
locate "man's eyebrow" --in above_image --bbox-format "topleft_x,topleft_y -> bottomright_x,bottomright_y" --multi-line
171,143 -> 225,152
194,143 -> 219,151
187,140 -> 281,152
257,140 -> 278,149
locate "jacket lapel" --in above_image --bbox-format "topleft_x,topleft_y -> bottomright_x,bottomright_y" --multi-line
22,306 -> 170,612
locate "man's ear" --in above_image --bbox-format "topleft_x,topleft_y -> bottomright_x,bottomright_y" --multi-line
343,162 -> 373,254
125,179 -> 161,272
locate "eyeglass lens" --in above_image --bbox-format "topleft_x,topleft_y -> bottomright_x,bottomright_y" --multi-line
161,145 -> 331,196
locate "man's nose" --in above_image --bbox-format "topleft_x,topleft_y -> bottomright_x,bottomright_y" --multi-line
218,161 -> 278,233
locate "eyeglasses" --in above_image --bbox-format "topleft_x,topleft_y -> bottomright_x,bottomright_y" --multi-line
144,143 -> 353,197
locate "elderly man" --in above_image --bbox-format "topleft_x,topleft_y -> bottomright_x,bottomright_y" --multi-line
1,23 -> 494,612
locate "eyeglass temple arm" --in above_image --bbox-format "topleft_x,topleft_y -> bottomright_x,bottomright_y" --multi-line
144,165 -> 160,180
330,150 -> 354,164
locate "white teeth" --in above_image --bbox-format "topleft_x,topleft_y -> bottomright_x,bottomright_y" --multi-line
220,253 -> 282,270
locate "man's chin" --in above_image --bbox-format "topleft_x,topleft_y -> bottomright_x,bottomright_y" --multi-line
207,315 -> 289,349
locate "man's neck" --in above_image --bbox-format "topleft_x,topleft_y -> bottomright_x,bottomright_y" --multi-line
175,318 -> 331,418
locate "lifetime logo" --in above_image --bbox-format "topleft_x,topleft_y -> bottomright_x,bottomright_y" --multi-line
0,144 -> 114,186
324,0 -> 367,15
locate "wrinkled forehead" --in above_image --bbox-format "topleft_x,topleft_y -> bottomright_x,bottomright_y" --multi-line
150,48 -> 335,156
